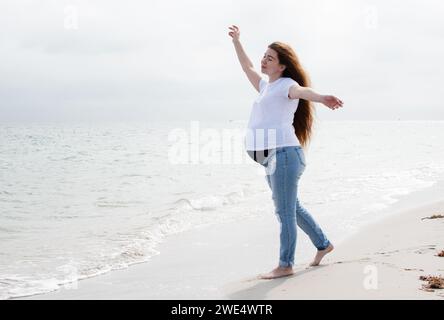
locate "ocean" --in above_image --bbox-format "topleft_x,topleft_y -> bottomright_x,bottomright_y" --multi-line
1,120 -> 444,299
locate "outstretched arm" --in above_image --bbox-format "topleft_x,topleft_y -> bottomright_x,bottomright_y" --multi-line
289,85 -> 344,110
229,25 -> 262,92
229,25 -> 253,71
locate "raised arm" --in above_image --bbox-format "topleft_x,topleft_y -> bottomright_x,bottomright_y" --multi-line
289,84 -> 344,110
228,25 -> 262,92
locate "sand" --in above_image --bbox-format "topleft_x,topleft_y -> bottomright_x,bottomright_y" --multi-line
223,199 -> 444,299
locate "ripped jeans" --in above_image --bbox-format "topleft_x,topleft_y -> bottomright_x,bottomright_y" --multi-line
250,146 -> 331,268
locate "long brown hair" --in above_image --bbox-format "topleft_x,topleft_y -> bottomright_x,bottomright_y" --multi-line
268,42 -> 316,149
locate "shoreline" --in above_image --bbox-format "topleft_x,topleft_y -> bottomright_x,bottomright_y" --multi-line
13,180 -> 444,300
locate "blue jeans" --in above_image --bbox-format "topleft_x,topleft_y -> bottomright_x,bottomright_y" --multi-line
260,146 -> 331,268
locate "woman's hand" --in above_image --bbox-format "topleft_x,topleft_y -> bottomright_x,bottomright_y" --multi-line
228,25 -> 240,41
321,95 -> 344,110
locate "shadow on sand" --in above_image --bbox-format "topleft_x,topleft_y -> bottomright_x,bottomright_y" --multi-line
225,265 -> 328,300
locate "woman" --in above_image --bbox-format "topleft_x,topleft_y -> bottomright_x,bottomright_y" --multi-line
229,25 -> 343,280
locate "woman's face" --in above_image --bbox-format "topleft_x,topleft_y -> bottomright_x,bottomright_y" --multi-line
261,48 -> 286,76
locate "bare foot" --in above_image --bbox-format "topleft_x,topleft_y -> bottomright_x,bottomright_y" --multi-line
310,243 -> 334,267
258,266 -> 294,280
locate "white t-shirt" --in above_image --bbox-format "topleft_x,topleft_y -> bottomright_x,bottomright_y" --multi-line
245,77 -> 301,151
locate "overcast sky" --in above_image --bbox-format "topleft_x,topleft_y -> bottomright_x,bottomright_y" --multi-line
1,0 -> 443,122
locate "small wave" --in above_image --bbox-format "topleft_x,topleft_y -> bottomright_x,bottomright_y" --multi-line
47,215 -> 80,220
171,190 -> 246,212
172,198 -> 215,211
95,200 -> 145,208
61,155 -> 77,161
0,275 -> 62,300
1,214 -> 28,221
0,226 -> 16,233
0,199 -> 24,204
172,191 -> 193,196
119,174 -> 152,179
96,203 -> 129,208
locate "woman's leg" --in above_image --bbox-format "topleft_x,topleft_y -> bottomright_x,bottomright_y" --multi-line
264,147 -> 301,269
295,198 -> 334,266
264,147 -> 333,269
265,159 -> 329,251
295,199 -> 331,250
292,147 -> 331,250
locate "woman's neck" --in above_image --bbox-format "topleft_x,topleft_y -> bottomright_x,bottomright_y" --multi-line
269,73 -> 283,83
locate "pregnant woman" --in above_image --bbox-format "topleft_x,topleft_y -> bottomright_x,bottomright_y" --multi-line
229,25 -> 344,279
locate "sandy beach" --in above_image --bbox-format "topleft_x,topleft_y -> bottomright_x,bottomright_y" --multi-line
15,181 -> 444,300
224,199 -> 444,300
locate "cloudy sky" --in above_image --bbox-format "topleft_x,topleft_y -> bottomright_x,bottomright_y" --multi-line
1,0 -> 443,122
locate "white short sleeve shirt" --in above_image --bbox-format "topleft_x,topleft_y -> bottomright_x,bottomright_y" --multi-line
245,77 -> 301,151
